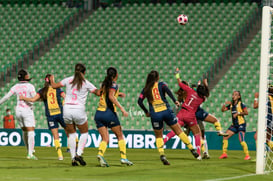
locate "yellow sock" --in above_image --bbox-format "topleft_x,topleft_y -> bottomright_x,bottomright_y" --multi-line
267,141 -> 273,150
156,138 -> 165,156
214,122 -> 222,132
118,140 -> 127,159
98,141 -> 107,156
201,139 -> 205,153
54,139 -> 63,158
240,141 -> 249,156
223,139 -> 228,154
178,132 -> 193,150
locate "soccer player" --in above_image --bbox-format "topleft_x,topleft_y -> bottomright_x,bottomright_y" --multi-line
50,63 -> 101,166
95,67 -> 133,167
253,85 -> 273,150
0,69 -> 37,160
173,69 -> 210,159
138,70 -> 199,165
164,82 -> 228,159
20,74 -> 67,160
219,90 -> 251,160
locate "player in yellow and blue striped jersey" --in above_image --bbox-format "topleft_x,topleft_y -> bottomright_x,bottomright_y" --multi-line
219,90 -> 250,160
20,74 -> 67,161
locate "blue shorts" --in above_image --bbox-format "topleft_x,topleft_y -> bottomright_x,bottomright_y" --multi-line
228,123 -> 246,133
195,107 -> 209,121
94,109 -> 120,128
150,109 -> 177,130
47,114 -> 66,130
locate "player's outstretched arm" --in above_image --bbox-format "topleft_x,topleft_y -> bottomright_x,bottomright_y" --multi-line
19,94 -> 40,102
0,91 -> 13,105
93,88 -> 102,96
174,67 -> 181,84
50,75 -> 63,89
163,83 -> 177,105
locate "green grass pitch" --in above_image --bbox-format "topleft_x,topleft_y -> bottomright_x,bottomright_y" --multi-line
0,146 -> 272,181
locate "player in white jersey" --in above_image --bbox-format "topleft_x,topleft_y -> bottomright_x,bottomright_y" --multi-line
0,69 -> 37,160
50,63 -> 101,166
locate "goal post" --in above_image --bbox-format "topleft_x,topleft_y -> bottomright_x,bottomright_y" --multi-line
256,5 -> 273,174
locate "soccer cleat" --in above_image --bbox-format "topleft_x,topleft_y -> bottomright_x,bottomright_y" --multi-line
120,158 -> 133,166
66,148 -> 70,153
74,155 -> 86,166
244,155 -> 251,160
160,155 -> 170,165
27,154 -> 38,160
202,152 -> 210,159
72,159 -> 79,166
219,153 -> 228,159
57,148 -> 63,161
196,155 -> 202,161
217,131 -> 229,137
190,149 -> 199,158
97,155 -> 109,167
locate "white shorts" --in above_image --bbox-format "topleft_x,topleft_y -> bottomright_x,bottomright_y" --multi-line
63,106 -> 87,125
16,108 -> 35,128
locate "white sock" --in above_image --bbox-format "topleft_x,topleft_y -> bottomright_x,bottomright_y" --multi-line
77,133 -> 88,156
203,136 -> 209,154
22,131 -> 28,151
27,131 -> 35,156
68,133 -> 77,159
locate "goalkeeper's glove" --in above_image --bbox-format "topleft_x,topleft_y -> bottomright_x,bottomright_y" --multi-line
174,67 -> 180,79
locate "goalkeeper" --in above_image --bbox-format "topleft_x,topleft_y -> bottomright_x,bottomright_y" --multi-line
164,81 -> 228,159
171,68 -> 210,158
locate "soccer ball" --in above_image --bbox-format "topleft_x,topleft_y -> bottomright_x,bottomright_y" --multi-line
177,14 -> 188,25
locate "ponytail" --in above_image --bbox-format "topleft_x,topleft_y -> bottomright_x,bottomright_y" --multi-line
40,74 -> 51,101
197,84 -> 210,98
101,67 -> 117,94
143,70 -> 159,103
71,63 -> 86,90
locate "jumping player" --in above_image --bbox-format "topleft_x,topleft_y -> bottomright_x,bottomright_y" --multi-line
20,74 -> 67,160
138,70 -> 199,165
50,63 -> 101,166
174,68 -> 210,159
95,67 -> 133,167
164,82 -> 228,159
0,69 -> 37,160
219,90 -> 251,160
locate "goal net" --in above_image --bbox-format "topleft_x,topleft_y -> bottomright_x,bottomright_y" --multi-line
256,5 -> 273,174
